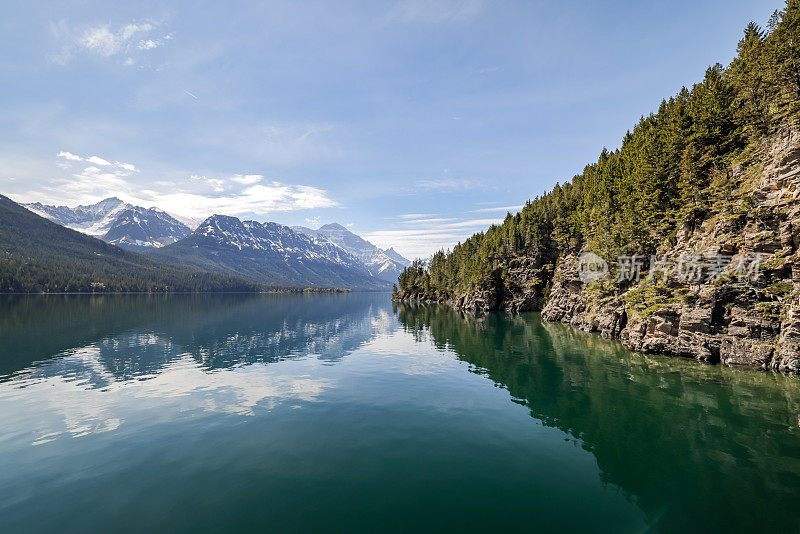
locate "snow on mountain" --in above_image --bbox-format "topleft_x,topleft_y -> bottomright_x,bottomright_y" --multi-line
25,197 -> 130,237
196,216 -> 367,270
382,247 -> 411,268
103,206 -> 192,251
23,197 -> 192,252
23,198 -> 410,286
293,223 -> 408,283
170,213 -> 202,231
152,215 -> 388,289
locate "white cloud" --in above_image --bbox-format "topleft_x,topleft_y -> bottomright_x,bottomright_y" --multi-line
86,155 -> 111,166
189,174 -> 226,193
50,20 -> 170,65
445,218 -> 503,228
116,161 -> 137,172
230,174 -> 263,185
415,177 -> 484,191
190,122 -> 343,165
400,217 -> 457,224
81,23 -> 153,57
146,183 -> 339,219
57,151 -> 137,171
366,217 -> 504,260
387,0 -> 483,24
137,39 -> 158,50
471,205 -> 523,213
57,151 -> 83,161
25,152 -> 339,221
397,213 -> 436,219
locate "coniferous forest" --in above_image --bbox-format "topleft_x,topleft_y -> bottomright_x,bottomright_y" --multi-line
396,2 -> 800,302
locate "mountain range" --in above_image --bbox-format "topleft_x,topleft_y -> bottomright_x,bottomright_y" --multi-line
24,198 -> 194,253
151,215 -> 388,289
16,197 -> 409,290
0,194 -> 261,293
293,223 -> 409,283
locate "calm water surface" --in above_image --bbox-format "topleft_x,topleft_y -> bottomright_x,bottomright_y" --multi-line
1,293 -> 799,533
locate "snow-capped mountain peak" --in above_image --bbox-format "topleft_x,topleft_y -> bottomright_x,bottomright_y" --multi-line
383,247 -> 411,267
23,197 -> 191,252
152,214 -> 387,289
293,223 -> 409,283
102,206 -> 192,251
24,197 -> 131,236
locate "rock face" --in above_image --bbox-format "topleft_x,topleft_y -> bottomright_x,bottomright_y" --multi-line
540,129 -> 800,373
396,253 -> 552,313
401,129 -> 800,373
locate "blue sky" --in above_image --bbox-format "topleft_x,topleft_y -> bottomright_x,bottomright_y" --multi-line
0,0 -> 784,258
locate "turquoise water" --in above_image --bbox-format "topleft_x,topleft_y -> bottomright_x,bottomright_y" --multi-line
1,293 -> 799,533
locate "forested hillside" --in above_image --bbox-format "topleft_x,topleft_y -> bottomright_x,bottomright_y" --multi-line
398,4 -> 799,300
0,195 -> 263,293
394,1 -> 800,373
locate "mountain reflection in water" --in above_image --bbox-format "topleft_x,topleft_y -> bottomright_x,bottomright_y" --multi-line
0,294 -> 798,533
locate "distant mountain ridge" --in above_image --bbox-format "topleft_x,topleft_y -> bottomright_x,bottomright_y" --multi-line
103,207 -> 192,252
22,197 -> 410,289
383,247 -> 411,268
293,223 -> 409,283
24,197 -> 193,253
25,197 -> 131,236
151,215 -> 389,290
0,195 -> 261,293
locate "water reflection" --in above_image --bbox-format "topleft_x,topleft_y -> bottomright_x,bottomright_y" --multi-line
0,293 -> 394,446
2,295 -> 800,532
395,302 -> 800,533
1,293 -> 395,383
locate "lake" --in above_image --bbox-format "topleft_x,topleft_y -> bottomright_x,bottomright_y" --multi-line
1,293 -> 799,532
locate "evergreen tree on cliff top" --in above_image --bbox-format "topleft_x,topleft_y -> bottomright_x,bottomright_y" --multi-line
395,0 -> 800,302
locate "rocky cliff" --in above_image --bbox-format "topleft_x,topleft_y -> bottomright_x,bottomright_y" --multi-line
397,129 -> 800,373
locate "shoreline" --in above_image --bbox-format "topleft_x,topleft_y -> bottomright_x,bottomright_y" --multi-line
392,295 -> 800,375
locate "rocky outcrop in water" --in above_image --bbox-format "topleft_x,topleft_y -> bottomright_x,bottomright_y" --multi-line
398,130 -> 800,373
541,129 -> 800,372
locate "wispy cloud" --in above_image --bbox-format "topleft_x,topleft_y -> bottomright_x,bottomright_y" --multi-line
471,204 -> 523,213
415,177 -> 484,191
49,20 -> 171,65
143,183 -> 338,219
399,217 -> 457,224
397,213 -> 436,219
21,152 -> 338,220
57,151 -> 137,171
367,216 -> 503,259
387,0 -> 483,24
189,122 -> 344,165
444,218 -> 504,228
230,174 -> 263,185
